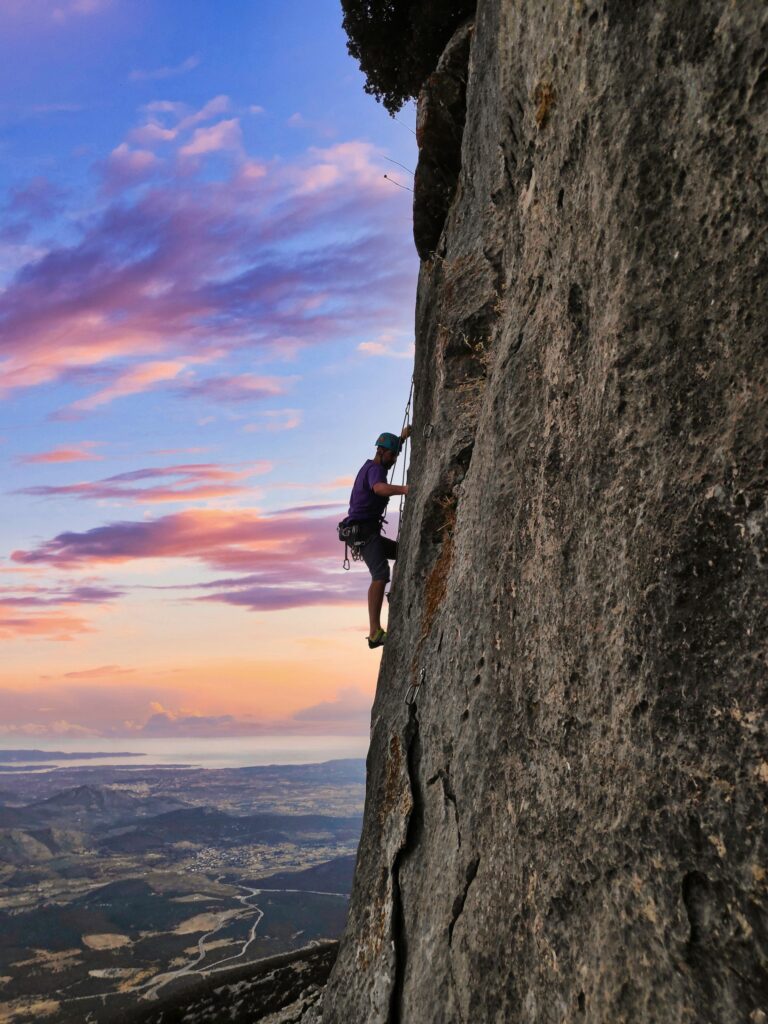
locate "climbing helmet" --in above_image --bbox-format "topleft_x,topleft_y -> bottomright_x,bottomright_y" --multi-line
375,432 -> 402,453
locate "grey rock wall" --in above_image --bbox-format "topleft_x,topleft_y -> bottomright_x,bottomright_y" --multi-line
324,2 -> 768,1022
413,20 -> 473,260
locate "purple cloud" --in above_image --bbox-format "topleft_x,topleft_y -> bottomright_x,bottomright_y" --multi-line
292,686 -> 372,723
176,373 -> 290,403
17,461 -> 270,504
0,136 -> 415,399
195,580 -> 362,612
0,581 -> 121,640
10,506 -> 362,612
0,583 -> 122,607
6,175 -> 67,219
100,143 -> 161,194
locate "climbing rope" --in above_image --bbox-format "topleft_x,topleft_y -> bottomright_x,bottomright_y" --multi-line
391,375 -> 414,544
339,377 -> 413,575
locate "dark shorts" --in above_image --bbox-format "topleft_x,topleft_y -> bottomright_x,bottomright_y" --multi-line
362,531 -> 398,582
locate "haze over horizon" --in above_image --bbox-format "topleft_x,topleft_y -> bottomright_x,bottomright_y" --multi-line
0,0 -> 418,743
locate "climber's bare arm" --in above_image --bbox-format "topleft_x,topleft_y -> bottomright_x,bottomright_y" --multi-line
373,483 -> 409,497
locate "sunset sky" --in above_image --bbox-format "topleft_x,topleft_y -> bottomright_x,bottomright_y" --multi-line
0,0 -> 417,742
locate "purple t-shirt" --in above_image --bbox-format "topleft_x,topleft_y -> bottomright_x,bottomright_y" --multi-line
348,459 -> 388,522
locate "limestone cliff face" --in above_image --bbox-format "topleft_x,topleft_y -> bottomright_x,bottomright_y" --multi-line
324,2 -> 768,1022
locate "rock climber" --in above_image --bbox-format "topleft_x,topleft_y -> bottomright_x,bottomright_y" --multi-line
344,429 -> 410,649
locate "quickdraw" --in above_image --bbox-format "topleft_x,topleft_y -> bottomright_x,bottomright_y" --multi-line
404,667 -> 425,706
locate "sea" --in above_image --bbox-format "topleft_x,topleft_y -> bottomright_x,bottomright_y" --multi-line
0,735 -> 369,771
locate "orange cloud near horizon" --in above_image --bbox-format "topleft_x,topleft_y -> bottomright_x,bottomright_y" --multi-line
0,648 -> 377,738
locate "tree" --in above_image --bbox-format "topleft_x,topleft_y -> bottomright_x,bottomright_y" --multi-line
341,0 -> 476,115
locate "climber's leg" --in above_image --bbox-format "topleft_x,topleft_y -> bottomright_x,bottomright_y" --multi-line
362,534 -> 392,641
368,580 -> 387,638
382,536 -> 398,603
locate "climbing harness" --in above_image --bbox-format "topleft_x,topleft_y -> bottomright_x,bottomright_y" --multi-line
404,667 -> 425,706
337,518 -> 374,570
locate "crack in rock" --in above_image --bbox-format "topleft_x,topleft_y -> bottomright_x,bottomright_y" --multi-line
427,765 -> 462,847
388,706 -> 423,1024
448,855 -> 481,947
447,855 -> 481,1024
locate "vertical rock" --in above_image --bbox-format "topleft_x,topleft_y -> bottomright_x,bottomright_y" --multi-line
325,2 -> 768,1021
413,20 -> 474,261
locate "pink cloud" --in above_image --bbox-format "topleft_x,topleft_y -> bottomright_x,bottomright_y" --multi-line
102,143 -> 160,193
244,408 -> 302,432
120,689 -> 372,737
0,583 -> 122,605
0,683 -> 372,738
195,579 -> 359,613
274,476 -> 353,493
0,581 -> 119,640
135,706 -> 252,737
130,693 -> 372,737
12,507 -> 340,569
57,664 -> 136,679
18,461 -> 271,504
0,684 -> 192,734
19,443 -> 103,463
0,129 -> 415,402
63,360 -> 185,413
235,160 -> 268,184
178,373 -> 290,403
0,610 -> 92,641
358,333 -> 415,359
131,95 -> 230,146
11,507 -> 364,612
294,141 -> 391,196
179,118 -> 243,158
131,122 -> 178,145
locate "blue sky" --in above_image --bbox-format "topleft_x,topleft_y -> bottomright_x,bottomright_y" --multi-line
0,0 -> 418,739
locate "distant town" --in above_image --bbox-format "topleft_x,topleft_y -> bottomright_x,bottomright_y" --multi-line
0,755 -> 364,1023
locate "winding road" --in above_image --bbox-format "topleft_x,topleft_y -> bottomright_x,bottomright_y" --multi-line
57,881 -> 349,1013
139,883 -> 349,1000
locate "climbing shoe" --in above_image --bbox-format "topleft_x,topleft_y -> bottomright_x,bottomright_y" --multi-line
367,628 -> 387,649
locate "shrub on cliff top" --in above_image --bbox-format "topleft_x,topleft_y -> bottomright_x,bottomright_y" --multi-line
341,0 -> 476,114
